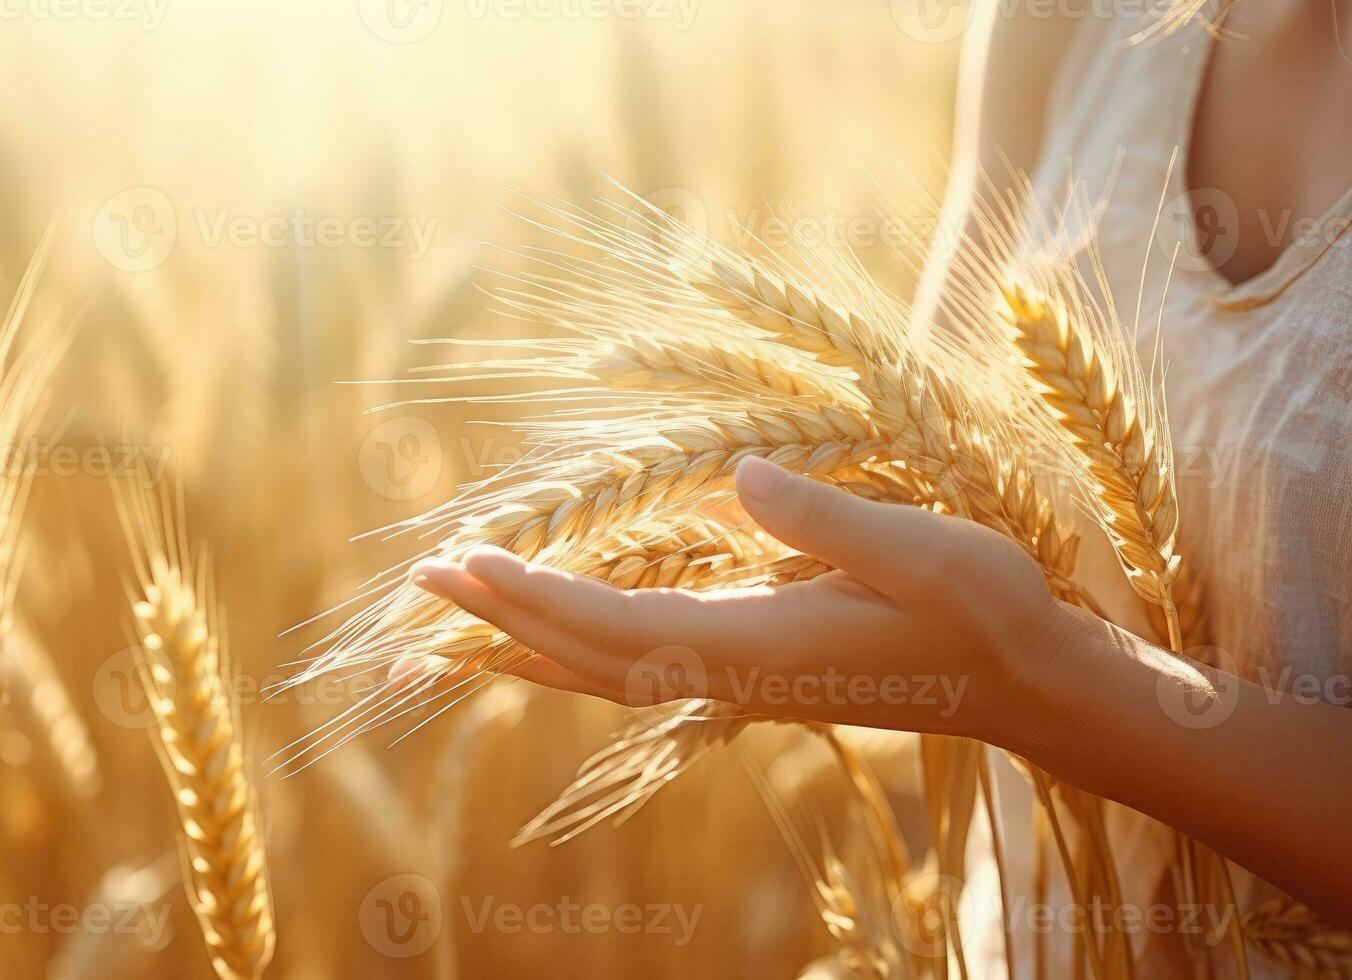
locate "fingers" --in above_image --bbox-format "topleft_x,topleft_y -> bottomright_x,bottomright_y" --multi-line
412,561 -> 630,690
734,455 -> 958,606
463,547 -> 898,670
387,638 -> 624,705
499,655 -> 628,704
412,551 -> 904,703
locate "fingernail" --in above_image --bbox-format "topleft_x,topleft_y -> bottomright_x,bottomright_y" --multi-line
409,560 -> 464,594
736,455 -> 789,503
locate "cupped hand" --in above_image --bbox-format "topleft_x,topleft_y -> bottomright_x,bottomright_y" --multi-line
409,456 -> 1073,741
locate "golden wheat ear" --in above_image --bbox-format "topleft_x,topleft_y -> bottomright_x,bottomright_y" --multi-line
1001,277 -> 1267,978
1001,283 -> 1184,633
116,479 -> 276,980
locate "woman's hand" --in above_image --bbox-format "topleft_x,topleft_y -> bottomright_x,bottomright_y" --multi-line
409,456 -> 1352,920
410,456 -> 1074,743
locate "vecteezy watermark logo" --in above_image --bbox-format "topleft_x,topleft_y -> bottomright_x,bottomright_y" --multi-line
459,895 -> 702,945
896,877 -> 1239,948
621,186 -> 711,256
1155,645 -> 1241,730
463,0 -> 699,29
897,871 -> 974,959
95,650 -> 406,725
91,646 -> 161,731
91,187 -> 177,273
0,896 -> 172,946
359,874 -> 443,958
890,0 -> 973,44
357,0 -> 442,42
1,437 -> 175,487
959,892 -> 1236,942
624,645 -> 708,711
0,0 -> 169,30
358,416 -> 443,501
191,208 -> 438,259
1159,187 -> 1240,274
622,647 -> 971,730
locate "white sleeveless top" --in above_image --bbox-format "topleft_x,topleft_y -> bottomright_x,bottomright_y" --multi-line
974,11 -> 1352,977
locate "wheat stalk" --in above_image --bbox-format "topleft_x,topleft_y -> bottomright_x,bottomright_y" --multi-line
676,247 -> 1082,596
118,485 -> 275,980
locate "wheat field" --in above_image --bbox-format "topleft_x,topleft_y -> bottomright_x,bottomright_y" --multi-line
0,4 -> 967,978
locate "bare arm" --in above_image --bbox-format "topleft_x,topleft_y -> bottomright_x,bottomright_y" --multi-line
913,0 -> 1079,322
1023,602 -> 1352,925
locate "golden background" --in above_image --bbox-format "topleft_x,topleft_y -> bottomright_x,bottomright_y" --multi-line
0,2 -> 962,976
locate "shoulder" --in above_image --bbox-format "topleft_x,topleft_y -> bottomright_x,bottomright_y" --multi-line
962,2 -> 1175,182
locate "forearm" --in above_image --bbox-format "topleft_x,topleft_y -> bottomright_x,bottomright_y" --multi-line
1006,602 -> 1352,925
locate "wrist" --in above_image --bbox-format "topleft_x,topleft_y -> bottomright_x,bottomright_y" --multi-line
987,598 -> 1111,764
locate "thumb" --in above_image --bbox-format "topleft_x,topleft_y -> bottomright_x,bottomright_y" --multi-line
735,455 -> 955,604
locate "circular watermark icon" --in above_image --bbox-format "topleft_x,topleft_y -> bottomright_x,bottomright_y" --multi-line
1158,186 -> 1240,274
621,186 -> 711,253
91,187 -> 177,273
357,0 -> 443,43
896,871 -> 975,959
91,646 -> 162,731
1155,645 -> 1241,730
359,416 -> 442,501
623,645 -> 708,727
889,0 -> 974,44
359,874 -> 443,958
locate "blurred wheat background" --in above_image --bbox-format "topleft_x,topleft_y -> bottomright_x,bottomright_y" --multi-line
0,2 -> 964,976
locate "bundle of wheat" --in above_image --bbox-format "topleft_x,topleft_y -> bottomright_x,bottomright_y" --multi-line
293,186 -> 1346,978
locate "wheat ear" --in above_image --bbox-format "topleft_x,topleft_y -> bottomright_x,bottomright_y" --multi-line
1004,283 -> 1256,978
118,485 -> 275,980
1243,897 -> 1352,979
1002,285 -> 1180,630
496,194 -> 1082,594
295,401 -> 895,682
687,256 -> 1081,596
